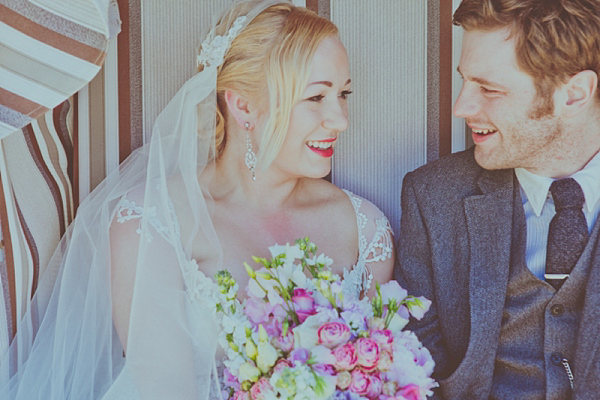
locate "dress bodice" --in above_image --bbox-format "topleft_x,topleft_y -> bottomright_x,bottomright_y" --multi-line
115,188 -> 393,301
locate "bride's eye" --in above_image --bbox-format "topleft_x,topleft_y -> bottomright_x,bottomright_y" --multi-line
307,94 -> 325,102
339,90 -> 353,100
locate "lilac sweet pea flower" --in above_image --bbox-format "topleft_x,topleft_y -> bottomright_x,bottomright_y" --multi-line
405,296 -> 432,320
380,281 -> 408,304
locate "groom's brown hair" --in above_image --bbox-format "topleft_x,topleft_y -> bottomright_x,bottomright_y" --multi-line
454,0 -> 600,113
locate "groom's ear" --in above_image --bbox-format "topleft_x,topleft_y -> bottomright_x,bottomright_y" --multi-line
224,89 -> 259,130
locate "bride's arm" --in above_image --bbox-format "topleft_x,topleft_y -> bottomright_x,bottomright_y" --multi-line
366,236 -> 395,298
352,195 -> 396,298
109,206 -> 139,352
108,195 -> 204,399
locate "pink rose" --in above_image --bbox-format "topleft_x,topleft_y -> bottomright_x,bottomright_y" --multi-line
349,369 -> 371,396
366,374 -> 382,399
356,338 -> 381,372
318,322 -> 351,348
370,330 -> 394,350
332,342 -> 358,370
232,390 -> 250,400
396,384 -> 421,400
292,289 -> 316,323
273,359 -> 293,374
273,330 -> 294,353
250,377 -> 273,400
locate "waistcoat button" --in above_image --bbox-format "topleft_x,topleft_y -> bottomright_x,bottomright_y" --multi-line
550,353 -> 563,366
551,304 -> 564,316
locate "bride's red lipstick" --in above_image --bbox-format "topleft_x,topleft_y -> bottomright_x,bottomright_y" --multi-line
306,138 -> 336,158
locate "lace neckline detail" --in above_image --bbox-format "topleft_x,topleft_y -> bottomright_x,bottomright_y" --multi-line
114,188 -> 393,301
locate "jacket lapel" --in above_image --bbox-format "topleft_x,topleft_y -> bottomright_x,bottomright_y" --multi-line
462,168 -> 515,394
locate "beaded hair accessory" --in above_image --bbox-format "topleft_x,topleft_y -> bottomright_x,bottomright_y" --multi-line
197,15 -> 247,69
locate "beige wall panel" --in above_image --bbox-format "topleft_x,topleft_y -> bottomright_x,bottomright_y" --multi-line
331,0 -> 428,235
142,0 -> 230,142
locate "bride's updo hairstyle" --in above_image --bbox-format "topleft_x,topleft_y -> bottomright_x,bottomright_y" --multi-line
207,2 -> 338,168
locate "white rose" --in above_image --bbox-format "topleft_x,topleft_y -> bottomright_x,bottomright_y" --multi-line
292,317 -> 319,349
336,371 -> 352,390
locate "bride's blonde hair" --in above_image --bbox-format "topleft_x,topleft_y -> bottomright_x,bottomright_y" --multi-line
209,3 -> 339,168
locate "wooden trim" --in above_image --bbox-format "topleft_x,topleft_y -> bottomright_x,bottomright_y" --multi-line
118,0 -> 131,163
306,0 -> 318,13
439,0 -> 453,157
306,0 -> 329,18
104,40 -> 119,177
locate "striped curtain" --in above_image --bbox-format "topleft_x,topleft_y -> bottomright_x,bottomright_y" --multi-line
0,100 -> 75,353
0,0 -> 116,355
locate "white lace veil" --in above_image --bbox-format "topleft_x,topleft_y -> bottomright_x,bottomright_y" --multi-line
0,1 -> 290,398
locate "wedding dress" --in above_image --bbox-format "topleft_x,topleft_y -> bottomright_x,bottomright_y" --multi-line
102,187 -> 393,399
0,1 -> 393,398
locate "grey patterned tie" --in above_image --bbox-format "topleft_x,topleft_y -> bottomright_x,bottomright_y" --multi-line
545,178 -> 589,290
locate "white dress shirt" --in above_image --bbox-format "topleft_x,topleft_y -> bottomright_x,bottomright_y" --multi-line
515,151 -> 600,280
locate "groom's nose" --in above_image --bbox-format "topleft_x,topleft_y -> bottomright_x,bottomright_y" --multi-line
453,84 -> 481,119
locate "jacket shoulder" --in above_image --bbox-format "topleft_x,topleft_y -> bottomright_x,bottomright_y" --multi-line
404,148 -> 482,193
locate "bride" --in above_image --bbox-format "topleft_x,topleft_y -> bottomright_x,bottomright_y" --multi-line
0,0 -> 394,398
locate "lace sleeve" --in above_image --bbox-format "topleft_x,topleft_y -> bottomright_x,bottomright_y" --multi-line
342,189 -> 394,295
114,195 -> 176,244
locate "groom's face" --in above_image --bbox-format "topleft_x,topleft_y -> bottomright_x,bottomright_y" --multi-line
453,28 -> 565,174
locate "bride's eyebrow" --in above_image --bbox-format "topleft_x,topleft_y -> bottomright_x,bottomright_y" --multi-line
308,78 -> 352,87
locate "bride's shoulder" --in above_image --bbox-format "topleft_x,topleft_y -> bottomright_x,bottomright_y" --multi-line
338,188 -> 389,223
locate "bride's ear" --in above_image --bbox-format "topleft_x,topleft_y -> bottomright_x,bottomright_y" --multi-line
224,89 -> 258,131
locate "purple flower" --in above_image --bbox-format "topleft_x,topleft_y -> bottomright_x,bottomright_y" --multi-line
380,281 -> 408,305
290,347 -> 311,364
313,363 -> 336,376
223,367 -> 241,391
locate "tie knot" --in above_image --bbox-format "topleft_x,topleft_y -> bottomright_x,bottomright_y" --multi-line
550,178 -> 585,210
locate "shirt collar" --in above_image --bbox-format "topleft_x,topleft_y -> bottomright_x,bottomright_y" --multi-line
515,150 -> 600,217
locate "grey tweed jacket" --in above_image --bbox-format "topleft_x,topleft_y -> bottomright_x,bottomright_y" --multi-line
395,148 -> 600,399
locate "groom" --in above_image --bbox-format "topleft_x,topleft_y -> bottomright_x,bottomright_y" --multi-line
396,0 -> 600,398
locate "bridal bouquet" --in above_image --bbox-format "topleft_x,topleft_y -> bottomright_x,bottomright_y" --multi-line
214,238 -> 437,400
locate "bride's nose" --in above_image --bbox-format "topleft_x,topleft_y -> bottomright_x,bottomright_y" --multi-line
322,100 -> 349,132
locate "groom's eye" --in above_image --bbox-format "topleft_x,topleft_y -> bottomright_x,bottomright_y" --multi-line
481,86 -> 500,95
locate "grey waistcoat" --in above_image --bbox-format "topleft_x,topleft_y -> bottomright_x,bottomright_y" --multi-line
490,194 -> 600,399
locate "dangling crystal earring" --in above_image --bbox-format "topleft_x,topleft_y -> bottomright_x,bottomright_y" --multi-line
244,122 -> 257,181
